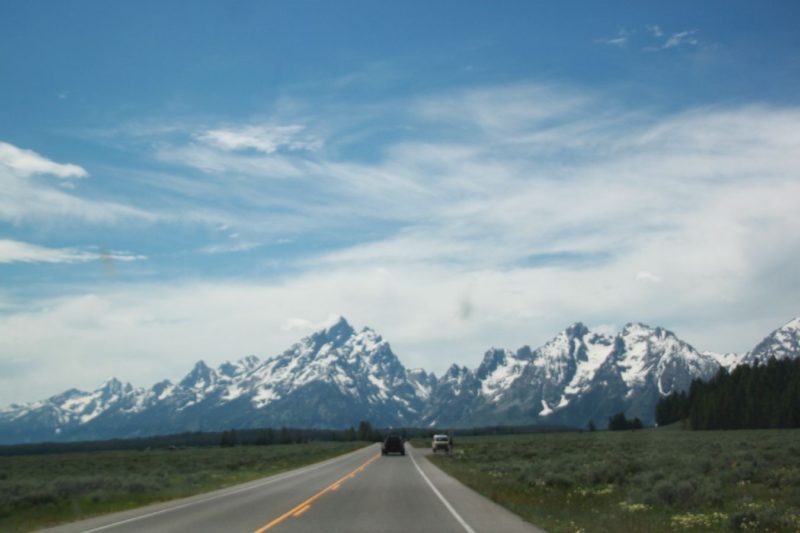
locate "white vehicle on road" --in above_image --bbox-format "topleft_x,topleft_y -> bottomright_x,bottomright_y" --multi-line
432,434 -> 451,453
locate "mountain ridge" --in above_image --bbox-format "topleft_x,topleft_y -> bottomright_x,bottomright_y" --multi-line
1,316 -> 798,444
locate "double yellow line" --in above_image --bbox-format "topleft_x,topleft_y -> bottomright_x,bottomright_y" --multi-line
253,452 -> 381,532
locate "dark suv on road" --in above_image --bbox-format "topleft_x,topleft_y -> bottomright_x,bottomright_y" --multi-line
381,435 -> 405,456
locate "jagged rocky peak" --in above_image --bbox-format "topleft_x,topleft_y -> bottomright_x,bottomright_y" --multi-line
615,321 -> 719,396
47,388 -> 87,404
745,317 -> 800,364
217,362 -> 238,377
350,325 -> 389,355
620,322 -> 708,360
407,368 -> 436,399
179,360 -> 216,389
150,379 -> 173,395
408,367 -> 433,380
532,324 -> 591,368
442,363 -> 471,381
622,322 -> 660,338
476,347 -> 512,379
102,377 -> 123,390
238,354 -> 260,369
99,377 -> 133,397
477,345 -> 533,375
319,315 -> 355,342
703,351 -> 741,370
565,321 -> 590,338
619,322 -> 690,362
293,315 -> 356,356
478,345 -> 532,402
218,355 -> 260,377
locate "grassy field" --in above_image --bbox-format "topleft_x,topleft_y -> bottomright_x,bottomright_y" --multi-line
0,441 -> 366,532
422,429 -> 800,532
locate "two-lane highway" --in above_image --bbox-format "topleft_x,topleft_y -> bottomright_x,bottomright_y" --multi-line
41,444 -> 542,533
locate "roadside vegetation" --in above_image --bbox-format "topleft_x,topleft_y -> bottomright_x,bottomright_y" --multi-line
0,440 -> 366,532
426,429 -> 800,532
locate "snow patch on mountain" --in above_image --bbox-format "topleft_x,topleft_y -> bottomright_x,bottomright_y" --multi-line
477,347 -> 531,402
745,317 -> 800,364
703,351 -> 740,369
563,331 -> 615,395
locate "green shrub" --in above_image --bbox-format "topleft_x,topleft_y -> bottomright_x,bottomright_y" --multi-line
0,441 -> 365,532
427,428 -> 800,533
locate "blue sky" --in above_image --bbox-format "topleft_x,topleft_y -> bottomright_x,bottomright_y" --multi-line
2,1 -> 799,404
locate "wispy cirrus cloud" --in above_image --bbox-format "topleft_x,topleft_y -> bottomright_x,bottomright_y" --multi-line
197,241 -> 261,255
599,25 -> 702,52
662,30 -> 699,49
0,140 -> 154,224
196,124 -> 323,154
0,239 -> 145,264
646,25 -> 664,38
140,86 -> 800,284
596,29 -> 633,48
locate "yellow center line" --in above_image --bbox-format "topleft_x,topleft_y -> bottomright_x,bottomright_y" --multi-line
253,452 -> 381,533
291,505 -> 311,517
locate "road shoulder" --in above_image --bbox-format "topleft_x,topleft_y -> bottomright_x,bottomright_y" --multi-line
407,444 -> 545,533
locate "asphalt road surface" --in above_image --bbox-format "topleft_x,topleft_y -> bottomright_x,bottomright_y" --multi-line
40,443 -> 543,533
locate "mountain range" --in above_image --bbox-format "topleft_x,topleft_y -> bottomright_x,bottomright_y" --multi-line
1,316 -> 798,444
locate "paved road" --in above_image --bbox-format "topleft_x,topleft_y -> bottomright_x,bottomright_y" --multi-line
41,443 -> 542,533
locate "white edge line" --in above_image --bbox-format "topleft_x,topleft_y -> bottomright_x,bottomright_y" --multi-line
83,445 -> 373,532
409,447 -> 477,533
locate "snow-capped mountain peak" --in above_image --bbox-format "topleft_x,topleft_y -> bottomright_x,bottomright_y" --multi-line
179,360 -> 217,390
313,315 -> 356,346
218,355 -> 260,378
703,351 -> 741,369
477,347 -> 532,402
407,368 -> 436,400
565,321 -> 590,338
617,322 -> 717,395
223,319 -> 425,427
745,317 -> 800,364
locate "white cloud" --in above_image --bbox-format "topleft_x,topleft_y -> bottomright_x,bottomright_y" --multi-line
155,142 -> 316,179
596,29 -> 632,48
0,239 -> 145,264
196,124 -> 322,154
281,317 -> 314,331
0,141 -> 87,179
635,271 -> 662,284
599,25 -> 701,52
280,314 -> 343,333
0,140 -> 154,224
646,25 -> 664,38
591,323 -> 620,337
197,241 -> 261,254
663,30 -> 699,49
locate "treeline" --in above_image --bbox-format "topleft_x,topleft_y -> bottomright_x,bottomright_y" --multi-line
656,357 -> 800,430
607,412 -> 644,431
0,425 -> 374,456
220,420 -> 383,447
0,421 -> 574,456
